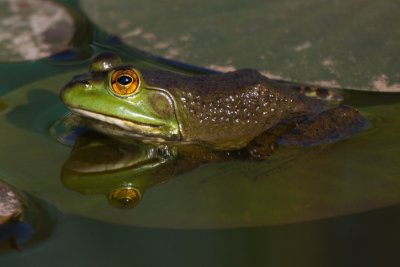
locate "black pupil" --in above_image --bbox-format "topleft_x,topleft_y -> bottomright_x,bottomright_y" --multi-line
117,75 -> 132,85
119,198 -> 132,206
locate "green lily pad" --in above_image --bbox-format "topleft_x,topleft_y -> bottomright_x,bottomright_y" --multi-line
80,0 -> 400,91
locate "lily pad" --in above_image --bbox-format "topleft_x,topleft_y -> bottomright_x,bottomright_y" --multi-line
80,0 -> 400,91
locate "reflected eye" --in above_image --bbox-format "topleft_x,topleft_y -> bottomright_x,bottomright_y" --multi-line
108,186 -> 141,209
111,69 -> 139,96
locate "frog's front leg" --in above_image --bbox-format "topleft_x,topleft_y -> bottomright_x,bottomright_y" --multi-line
245,117 -> 305,159
245,133 -> 278,159
278,105 -> 367,146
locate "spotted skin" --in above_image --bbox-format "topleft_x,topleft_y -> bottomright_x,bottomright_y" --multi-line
141,69 -> 326,149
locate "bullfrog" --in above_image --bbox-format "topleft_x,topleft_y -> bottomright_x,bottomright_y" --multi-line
60,52 -> 366,158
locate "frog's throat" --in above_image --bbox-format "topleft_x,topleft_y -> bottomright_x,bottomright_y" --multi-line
70,108 -> 178,140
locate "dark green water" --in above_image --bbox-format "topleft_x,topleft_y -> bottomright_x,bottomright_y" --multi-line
1,0 -> 400,266
3,207 -> 400,266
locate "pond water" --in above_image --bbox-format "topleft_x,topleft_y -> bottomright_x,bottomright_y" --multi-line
1,0 -> 400,266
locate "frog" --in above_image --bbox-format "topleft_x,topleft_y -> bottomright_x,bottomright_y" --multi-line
60,52 -> 366,158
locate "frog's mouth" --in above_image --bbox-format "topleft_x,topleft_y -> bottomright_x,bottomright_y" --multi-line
74,108 -> 161,129
70,108 -> 181,141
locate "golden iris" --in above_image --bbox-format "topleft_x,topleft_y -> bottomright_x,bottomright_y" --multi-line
111,69 -> 139,96
108,186 -> 141,209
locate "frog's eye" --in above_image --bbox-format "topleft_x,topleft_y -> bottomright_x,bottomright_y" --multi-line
111,69 -> 140,96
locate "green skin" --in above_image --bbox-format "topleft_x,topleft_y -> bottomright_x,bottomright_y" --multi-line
61,52 -> 365,156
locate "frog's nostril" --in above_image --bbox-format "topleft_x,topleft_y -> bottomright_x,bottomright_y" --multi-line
64,79 -> 92,91
68,74 -> 92,89
80,80 -> 92,89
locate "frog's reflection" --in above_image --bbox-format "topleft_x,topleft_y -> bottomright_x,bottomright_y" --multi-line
61,130 -> 175,209
61,126 -> 258,209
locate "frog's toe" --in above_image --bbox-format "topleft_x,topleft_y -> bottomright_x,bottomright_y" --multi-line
246,134 -> 278,159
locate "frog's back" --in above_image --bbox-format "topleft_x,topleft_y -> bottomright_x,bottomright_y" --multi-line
141,69 -> 326,149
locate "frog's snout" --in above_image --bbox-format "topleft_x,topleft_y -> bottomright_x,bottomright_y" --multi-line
60,78 -> 92,105
63,77 -> 92,92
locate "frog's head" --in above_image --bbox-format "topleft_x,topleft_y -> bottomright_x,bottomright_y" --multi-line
60,52 -> 180,141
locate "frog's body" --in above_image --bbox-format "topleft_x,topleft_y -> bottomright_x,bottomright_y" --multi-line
61,52 -> 366,157
137,68 -> 327,149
